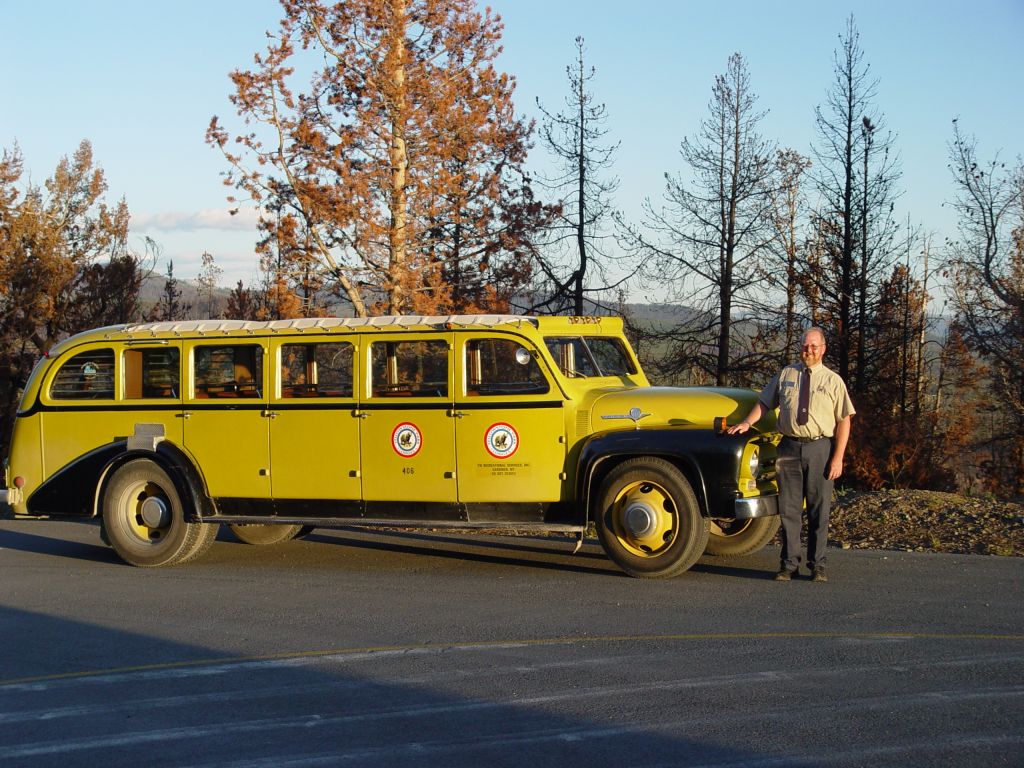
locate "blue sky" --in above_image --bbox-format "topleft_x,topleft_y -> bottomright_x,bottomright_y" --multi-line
2,0 -> 1022,297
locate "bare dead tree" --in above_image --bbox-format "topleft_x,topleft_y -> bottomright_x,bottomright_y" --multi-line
528,36 -> 626,315
622,52 -> 776,386
945,120 -> 1024,493
811,15 -> 901,392
761,148 -> 812,364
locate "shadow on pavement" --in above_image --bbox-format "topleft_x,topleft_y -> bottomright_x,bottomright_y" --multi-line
0,606 -> 772,768
1,518 -> 778,580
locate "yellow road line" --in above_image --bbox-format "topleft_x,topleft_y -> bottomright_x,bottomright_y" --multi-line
2,631 -> 1021,687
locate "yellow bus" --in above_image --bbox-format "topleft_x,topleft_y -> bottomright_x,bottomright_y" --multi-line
1,315 -> 779,577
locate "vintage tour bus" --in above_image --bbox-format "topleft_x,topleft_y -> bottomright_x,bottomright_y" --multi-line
1,315 -> 780,578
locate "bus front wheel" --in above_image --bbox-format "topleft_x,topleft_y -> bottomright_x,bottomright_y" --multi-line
102,459 -> 212,567
595,457 -> 709,578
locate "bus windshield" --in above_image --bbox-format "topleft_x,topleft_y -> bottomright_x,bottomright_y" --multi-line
544,336 -> 636,378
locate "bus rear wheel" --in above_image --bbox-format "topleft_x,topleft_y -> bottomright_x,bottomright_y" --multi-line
102,459 -> 210,567
704,516 -> 780,557
229,524 -> 306,546
708,518 -> 778,561
595,457 -> 709,578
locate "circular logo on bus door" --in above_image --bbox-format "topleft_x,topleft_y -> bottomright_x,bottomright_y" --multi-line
391,422 -> 422,458
485,422 -> 519,459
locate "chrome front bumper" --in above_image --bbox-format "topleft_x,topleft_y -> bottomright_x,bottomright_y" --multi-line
733,495 -> 778,520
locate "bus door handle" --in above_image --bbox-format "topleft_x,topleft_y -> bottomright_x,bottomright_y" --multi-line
261,410 -> 279,419
177,411 -> 192,420
449,410 -> 469,419
353,410 -> 370,419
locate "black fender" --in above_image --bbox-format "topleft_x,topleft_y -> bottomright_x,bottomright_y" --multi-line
27,440 -> 213,522
93,441 -> 215,523
27,442 -> 127,517
576,426 -> 753,525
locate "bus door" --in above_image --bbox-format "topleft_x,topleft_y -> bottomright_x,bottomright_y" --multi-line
268,337 -> 361,501
454,335 -> 567,510
358,334 -> 456,506
183,342 -> 271,499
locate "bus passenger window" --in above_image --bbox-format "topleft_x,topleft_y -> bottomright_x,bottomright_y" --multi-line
281,343 -> 353,398
124,348 -> 180,399
465,339 -> 549,396
371,340 -> 448,397
193,346 -> 263,398
50,349 -> 114,400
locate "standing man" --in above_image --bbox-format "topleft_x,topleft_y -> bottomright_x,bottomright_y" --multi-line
727,328 -> 855,582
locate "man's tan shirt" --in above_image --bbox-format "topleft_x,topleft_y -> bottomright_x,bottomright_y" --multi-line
760,362 -> 855,439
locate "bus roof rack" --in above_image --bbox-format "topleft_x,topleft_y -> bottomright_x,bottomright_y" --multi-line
116,315 -> 540,336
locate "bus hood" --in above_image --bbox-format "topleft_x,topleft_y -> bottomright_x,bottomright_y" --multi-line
590,386 -> 776,431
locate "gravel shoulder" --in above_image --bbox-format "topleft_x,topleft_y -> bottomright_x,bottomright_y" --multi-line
829,489 -> 1024,557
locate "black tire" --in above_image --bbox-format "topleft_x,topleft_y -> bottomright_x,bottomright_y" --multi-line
228,523 -> 305,546
182,520 -> 220,563
595,457 -> 709,578
102,459 -> 211,567
704,516 -> 781,557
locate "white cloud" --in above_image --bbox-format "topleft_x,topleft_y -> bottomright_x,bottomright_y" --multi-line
131,206 -> 260,232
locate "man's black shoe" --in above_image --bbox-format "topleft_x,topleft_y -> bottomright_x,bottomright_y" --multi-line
773,569 -> 796,582
811,566 -> 828,583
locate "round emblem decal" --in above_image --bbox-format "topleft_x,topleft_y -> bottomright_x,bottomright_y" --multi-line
484,422 -> 519,459
391,422 -> 422,458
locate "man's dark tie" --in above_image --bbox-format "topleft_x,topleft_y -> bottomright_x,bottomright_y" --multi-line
797,368 -> 811,425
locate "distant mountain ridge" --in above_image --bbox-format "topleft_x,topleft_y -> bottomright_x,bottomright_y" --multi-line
138,275 -> 700,324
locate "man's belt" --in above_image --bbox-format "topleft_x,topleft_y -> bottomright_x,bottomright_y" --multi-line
784,434 -> 829,443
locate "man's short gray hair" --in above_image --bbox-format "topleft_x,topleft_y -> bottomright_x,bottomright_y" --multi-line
804,327 -> 827,345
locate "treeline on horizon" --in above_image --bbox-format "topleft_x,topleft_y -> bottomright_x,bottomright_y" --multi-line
0,3 -> 1021,497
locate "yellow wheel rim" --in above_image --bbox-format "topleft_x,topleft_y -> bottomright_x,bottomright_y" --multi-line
610,480 -> 678,557
121,481 -> 172,543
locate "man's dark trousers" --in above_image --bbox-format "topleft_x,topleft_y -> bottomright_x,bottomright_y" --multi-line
777,436 -> 834,572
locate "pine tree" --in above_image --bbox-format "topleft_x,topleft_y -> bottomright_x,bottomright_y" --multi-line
147,261 -> 191,322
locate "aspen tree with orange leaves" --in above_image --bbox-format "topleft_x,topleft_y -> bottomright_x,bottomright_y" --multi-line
207,0 -> 551,317
0,141 -> 142,447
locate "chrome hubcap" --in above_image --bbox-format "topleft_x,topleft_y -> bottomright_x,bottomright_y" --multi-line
623,501 -> 658,538
139,496 -> 170,528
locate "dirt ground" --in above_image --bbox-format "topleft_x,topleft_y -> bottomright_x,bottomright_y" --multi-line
827,489 -> 1024,557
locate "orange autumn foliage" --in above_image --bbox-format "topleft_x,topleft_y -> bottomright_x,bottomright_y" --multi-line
208,0 -> 553,317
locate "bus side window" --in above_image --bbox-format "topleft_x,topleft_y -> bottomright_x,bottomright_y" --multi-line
371,340 -> 448,397
465,339 -> 549,396
124,348 -> 180,399
194,346 -> 263,398
50,349 -> 115,400
281,342 -> 354,398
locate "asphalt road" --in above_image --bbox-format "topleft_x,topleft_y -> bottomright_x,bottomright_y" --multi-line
1,519 -> 1021,767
